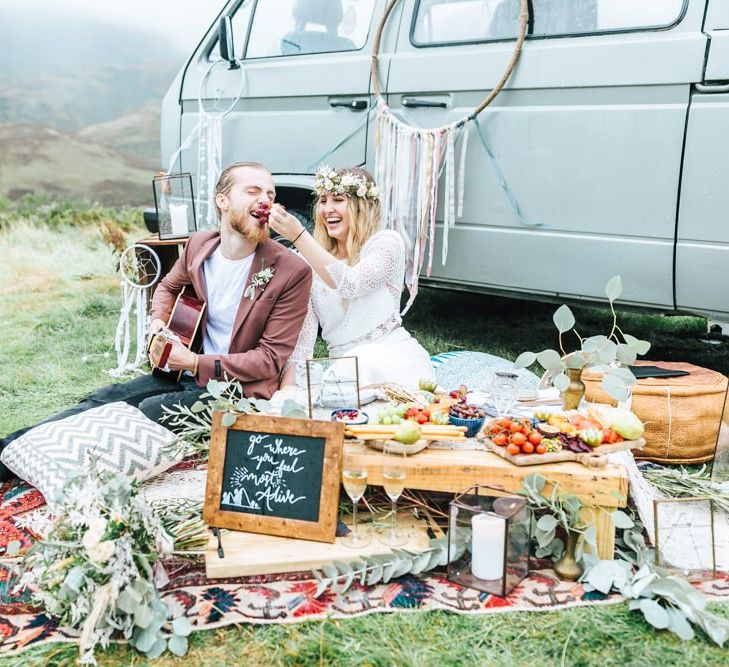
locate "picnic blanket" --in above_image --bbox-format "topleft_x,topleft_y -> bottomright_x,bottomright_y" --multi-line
2,476 -> 729,657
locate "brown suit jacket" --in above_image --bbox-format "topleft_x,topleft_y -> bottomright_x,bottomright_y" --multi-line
150,231 -> 312,398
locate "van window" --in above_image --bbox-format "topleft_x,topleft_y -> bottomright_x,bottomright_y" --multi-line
209,0 -> 254,61
412,0 -> 687,45
245,0 -> 376,59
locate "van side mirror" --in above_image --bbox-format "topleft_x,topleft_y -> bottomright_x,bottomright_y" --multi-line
219,16 -> 239,69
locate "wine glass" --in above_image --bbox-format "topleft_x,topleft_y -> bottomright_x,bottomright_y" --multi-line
341,446 -> 371,548
379,442 -> 408,546
490,371 -> 518,417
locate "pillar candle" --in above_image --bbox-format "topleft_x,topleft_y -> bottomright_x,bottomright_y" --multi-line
471,513 -> 505,580
169,204 -> 189,236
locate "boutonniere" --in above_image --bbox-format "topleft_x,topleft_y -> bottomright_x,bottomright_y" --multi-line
243,260 -> 275,300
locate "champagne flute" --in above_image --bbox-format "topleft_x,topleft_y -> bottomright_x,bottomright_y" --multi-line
341,446 -> 371,548
379,442 -> 408,546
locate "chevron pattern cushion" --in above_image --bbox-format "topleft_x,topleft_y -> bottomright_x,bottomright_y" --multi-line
0,402 -> 178,506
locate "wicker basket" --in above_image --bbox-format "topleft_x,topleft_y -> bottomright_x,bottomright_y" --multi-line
582,361 -> 728,464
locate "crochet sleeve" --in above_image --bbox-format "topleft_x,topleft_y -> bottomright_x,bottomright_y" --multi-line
325,231 -> 404,299
284,294 -> 318,373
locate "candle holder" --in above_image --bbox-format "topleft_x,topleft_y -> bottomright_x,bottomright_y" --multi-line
305,356 -> 361,418
447,485 -> 530,597
153,172 -> 197,240
653,496 -> 716,580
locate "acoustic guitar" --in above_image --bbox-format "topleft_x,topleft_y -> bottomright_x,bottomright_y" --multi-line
148,287 -> 206,382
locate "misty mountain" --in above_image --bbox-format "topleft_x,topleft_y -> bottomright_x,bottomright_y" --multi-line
0,6 -> 185,132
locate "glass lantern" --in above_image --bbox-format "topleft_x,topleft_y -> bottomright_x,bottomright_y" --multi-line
653,497 -> 716,580
153,172 -> 197,240
448,485 -> 530,597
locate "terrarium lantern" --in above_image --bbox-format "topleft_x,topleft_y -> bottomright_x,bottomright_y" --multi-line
153,172 -> 197,240
448,485 -> 530,597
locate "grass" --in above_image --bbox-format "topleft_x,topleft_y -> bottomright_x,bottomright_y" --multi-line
1,220 -> 728,666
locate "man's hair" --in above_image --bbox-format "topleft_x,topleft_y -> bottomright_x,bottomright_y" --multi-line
214,162 -> 272,218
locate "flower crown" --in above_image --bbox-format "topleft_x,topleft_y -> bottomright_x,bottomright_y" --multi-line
313,165 -> 379,201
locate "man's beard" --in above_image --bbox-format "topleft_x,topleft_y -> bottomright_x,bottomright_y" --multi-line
230,212 -> 270,243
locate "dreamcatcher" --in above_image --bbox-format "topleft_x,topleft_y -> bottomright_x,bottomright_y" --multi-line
165,60 -> 247,231
108,244 -> 162,377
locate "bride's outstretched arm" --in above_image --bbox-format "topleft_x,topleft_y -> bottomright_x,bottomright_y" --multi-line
280,295 -> 318,387
268,204 -> 340,288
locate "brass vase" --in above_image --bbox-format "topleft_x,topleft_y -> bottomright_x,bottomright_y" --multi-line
561,368 -> 585,410
553,530 -> 583,581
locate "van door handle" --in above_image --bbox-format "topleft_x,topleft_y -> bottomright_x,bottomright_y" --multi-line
329,99 -> 368,111
402,97 -> 447,109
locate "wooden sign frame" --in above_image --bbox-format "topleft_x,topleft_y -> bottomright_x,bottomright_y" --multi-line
204,412 -> 344,543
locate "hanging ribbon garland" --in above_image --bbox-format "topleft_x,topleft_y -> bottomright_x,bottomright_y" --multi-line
370,0 -> 529,313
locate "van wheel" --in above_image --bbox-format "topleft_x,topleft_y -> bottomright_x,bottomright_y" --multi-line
272,208 -> 313,249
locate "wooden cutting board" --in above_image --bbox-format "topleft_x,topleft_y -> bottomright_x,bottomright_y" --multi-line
478,434 -> 646,468
205,512 -> 437,578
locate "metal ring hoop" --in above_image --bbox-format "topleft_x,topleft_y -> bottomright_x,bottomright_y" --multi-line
119,244 -> 162,289
370,0 -> 529,130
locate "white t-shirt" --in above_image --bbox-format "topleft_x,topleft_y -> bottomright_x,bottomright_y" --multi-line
202,247 -> 254,355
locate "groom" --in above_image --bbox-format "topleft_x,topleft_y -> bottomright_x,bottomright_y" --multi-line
0,162 -> 312,478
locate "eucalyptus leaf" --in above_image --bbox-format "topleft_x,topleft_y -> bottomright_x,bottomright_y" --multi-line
624,333 -> 651,356
382,559 -> 397,583
221,412 -> 237,427
333,560 -> 354,575
605,275 -> 623,301
611,366 -> 637,383
694,609 -> 729,647
281,399 -> 308,419
667,608 -> 695,641
331,571 -> 355,594
5,540 -> 21,557
366,561 -> 384,586
564,353 -> 585,369
525,473 -> 546,493
537,349 -> 564,373
146,638 -> 168,660
132,625 -> 158,653
191,401 -> 207,414
513,351 -> 537,369
550,537 -> 565,558
253,399 -> 272,413
611,510 -> 634,529
640,599 -> 670,629
602,372 -> 631,402
537,515 -> 558,532
582,335 -> 608,353
552,304 -> 575,334
172,616 -> 193,637
314,578 -> 331,598
235,398 -> 252,412
616,343 -> 638,366
134,604 -> 154,629
206,380 -> 224,399
168,634 -> 189,657
63,566 -> 85,594
321,563 -> 338,580
583,526 -> 597,548
410,550 -> 434,574
536,528 -> 556,549
597,339 -> 618,364
553,372 -> 570,392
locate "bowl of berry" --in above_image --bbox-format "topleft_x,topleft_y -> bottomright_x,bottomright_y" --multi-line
330,408 -> 369,425
448,402 -> 486,438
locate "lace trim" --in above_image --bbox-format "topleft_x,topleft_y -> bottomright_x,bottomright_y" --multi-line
329,314 -> 401,357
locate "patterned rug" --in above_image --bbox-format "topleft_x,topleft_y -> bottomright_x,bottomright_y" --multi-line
1,478 -> 729,656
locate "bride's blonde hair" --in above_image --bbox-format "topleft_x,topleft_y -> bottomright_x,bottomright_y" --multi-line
313,167 -> 381,265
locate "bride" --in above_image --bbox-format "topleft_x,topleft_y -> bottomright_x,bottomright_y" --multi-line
270,166 -> 436,390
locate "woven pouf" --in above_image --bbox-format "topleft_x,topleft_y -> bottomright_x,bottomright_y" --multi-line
583,361 -> 728,464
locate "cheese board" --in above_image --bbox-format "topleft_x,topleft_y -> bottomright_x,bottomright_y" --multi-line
477,433 -> 646,468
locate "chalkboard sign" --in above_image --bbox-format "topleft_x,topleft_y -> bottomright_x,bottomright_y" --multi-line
204,412 -> 344,543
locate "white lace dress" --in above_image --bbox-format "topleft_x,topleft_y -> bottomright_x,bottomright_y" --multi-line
287,230 -> 435,390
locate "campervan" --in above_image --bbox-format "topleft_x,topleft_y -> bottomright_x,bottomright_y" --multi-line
160,0 -> 729,320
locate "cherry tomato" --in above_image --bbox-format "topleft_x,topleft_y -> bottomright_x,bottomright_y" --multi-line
492,433 -> 508,446
511,432 -> 527,446
522,442 -> 535,454
536,444 -> 547,455
528,432 -> 543,446
416,413 -> 428,425
509,421 -> 524,433
506,443 -> 521,456
499,417 -> 512,428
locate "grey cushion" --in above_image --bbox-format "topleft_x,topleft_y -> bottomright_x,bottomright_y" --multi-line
430,351 -> 539,392
0,401 -> 177,506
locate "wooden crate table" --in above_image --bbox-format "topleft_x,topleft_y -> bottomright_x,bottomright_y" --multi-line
345,442 -> 628,560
